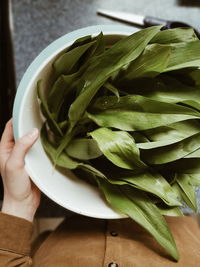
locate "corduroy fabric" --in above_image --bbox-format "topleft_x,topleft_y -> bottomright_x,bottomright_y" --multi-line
0,212 -> 200,267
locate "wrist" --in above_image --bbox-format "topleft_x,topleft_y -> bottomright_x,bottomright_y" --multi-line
1,198 -> 37,222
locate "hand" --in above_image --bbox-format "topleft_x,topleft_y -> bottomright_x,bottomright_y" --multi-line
0,119 -> 41,222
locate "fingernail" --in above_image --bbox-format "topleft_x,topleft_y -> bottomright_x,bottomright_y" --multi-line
27,128 -> 39,139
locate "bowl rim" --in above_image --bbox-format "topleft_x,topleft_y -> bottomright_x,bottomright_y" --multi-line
13,24 -> 138,219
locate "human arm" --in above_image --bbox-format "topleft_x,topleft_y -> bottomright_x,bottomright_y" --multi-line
0,120 -> 41,266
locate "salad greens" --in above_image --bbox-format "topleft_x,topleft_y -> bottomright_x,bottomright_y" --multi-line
37,26 -> 200,261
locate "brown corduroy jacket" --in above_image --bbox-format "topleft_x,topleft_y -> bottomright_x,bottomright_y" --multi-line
0,212 -> 200,267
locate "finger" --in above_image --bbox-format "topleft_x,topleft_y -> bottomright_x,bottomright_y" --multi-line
0,119 -> 14,170
8,128 -> 39,169
0,119 -> 14,150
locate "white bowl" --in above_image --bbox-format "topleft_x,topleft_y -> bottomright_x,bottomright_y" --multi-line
13,25 -> 138,219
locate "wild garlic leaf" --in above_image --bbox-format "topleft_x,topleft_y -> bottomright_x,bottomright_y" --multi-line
37,80 -> 63,136
87,95 -> 200,131
157,204 -> 183,217
150,27 -> 198,44
132,75 -> 200,104
137,120 -> 200,149
103,82 -> 120,100
69,35 -> 92,50
68,26 -> 162,128
185,148 -> 200,158
143,120 -> 200,142
55,27 -> 162,158
188,173 -> 200,186
47,72 -> 78,117
180,100 -> 200,112
106,170 -> 181,207
172,176 -> 197,212
98,180 -> 179,261
89,127 -> 146,170
38,28 -> 200,261
41,124 -> 105,178
65,138 -> 102,160
141,132 -> 200,164
53,40 -> 96,75
119,43 -> 171,81
165,40 -> 200,72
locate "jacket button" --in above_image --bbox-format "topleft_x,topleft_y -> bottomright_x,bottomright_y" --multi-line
110,231 -> 118,236
108,263 -> 118,267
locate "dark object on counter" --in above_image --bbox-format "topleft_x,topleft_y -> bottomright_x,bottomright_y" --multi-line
97,9 -> 200,39
178,0 -> 200,7
0,0 -> 16,199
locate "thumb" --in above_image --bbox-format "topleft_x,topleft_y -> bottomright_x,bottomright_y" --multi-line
9,128 -> 39,168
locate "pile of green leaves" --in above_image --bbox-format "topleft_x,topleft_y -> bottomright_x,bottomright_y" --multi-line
37,26 -> 200,261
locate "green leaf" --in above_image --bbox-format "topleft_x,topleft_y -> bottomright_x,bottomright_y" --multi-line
141,132 -> 200,164
65,138 -> 102,160
69,35 -> 92,49
132,75 -> 200,104
137,139 -> 184,150
98,180 -> 179,261
132,132 -> 149,143
143,120 -> 200,142
37,80 -> 63,136
87,95 -> 200,131
188,173 -> 200,186
91,94 -> 200,116
107,170 -> 181,207
138,120 -> 200,149
40,124 -> 105,178
89,127 -> 146,170
157,204 -> 183,217
165,40 -> 200,72
150,27 -> 198,44
38,28 -> 200,263
53,40 -> 96,75
68,26 -> 162,128
47,72 -> 78,117
87,111 -> 198,131
72,168 -> 98,187
172,175 -> 197,212
104,82 -> 119,100
48,33 -> 106,116
119,43 -> 171,81
185,148 -> 200,158
41,124 -> 79,169
89,32 -> 105,56
55,27 -> 162,158
180,100 -> 200,112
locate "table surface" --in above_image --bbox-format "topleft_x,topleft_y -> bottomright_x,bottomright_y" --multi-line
12,0 -> 200,216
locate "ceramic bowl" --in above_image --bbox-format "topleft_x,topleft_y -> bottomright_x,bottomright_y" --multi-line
13,25 -> 138,219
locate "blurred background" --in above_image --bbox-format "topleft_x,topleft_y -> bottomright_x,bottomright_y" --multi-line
10,0 -> 200,85
1,0 -> 200,227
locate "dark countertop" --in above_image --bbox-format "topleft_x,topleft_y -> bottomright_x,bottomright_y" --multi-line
11,0 -> 200,216
12,0 -> 200,85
